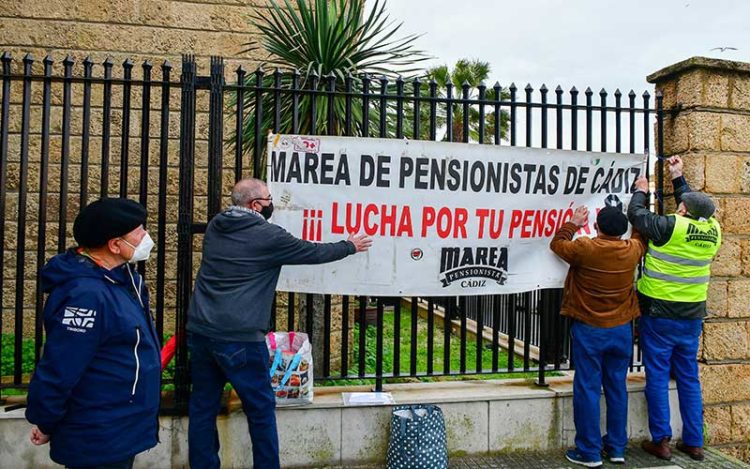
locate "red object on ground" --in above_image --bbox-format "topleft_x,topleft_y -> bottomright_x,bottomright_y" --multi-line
161,335 -> 178,371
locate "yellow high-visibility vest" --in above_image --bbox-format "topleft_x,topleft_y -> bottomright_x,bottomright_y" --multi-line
638,214 -> 722,302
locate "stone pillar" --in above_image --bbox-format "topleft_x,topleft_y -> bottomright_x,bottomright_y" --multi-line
648,57 -> 750,461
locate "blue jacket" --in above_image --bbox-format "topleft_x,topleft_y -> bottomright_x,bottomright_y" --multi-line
26,249 -> 161,467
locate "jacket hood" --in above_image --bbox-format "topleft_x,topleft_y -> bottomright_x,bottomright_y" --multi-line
211,207 -> 265,233
41,249 -> 133,293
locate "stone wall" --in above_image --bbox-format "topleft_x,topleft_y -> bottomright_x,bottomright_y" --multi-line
648,56 -> 750,461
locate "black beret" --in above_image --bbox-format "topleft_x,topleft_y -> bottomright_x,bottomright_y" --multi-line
596,206 -> 629,237
73,198 -> 147,248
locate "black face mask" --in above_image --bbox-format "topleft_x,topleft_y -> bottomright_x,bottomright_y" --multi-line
259,202 -> 274,220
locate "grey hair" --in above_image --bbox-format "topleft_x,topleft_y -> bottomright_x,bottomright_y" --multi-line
230,178 -> 266,206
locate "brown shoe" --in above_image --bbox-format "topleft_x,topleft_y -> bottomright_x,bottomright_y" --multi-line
676,441 -> 705,461
641,438 -> 672,460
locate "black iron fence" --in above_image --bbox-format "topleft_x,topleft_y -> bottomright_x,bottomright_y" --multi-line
0,53 -> 662,414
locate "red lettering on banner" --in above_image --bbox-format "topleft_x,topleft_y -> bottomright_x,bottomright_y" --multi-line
364,204 -> 378,235
421,207 -> 436,237
331,202 -> 415,237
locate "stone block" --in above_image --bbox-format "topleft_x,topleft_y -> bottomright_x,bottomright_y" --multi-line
722,114 -> 750,153
732,74 -> 750,111
705,154 -> 744,194
732,403 -> 750,443
704,404 -> 733,445
702,321 -> 750,361
721,198 -> 750,235
703,71 -> 732,108
489,398 -> 557,451
675,69 -> 705,108
441,401 -> 489,455
701,364 -> 750,405
688,112 -> 722,152
713,235 -> 742,276
341,406 -> 391,464
728,280 -> 750,318
707,279 -> 728,318
276,407 -> 342,467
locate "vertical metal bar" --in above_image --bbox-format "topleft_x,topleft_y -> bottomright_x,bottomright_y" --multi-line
0,52 -> 10,371
273,68 -> 282,134
507,294 -> 517,372
14,54 -> 34,385
478,82 -> 486,144
362,75 -> 370,138
656,92 -> 664,214
323,294 -> 331,378
291,69 -> 300,133
643,91 -> 651,185
59,56 -> 73,252
326,73 -> 336,135
270,293 -> 277,332
525,84 -> 533,147
395,76 -> 404,138
375,298 -> 384,391
305,292 -> 314,341
461,81 -> 470,143
570,87 -> 578,151
393,299 -> 401,376
540,84 -> 548,148
287,292 -> 295,331
427,299 -> 434,375
615,89 -> 622,153
459,296 -> 466,373
35,56 -> 53,363
600,88 -> 608,152
629,90 -> 636,154
412,78 -> 421,140
234,66 -> 246,182
344,74 -> 353,136
492,295 -> 500,372
445,82 -> 453,142
155,60 -> 172,342
555,86 -> 563,149
175,54 -> 197,413
536,290 -> 549,386
119,59 -> 133,198
493,82 -> 501,144
410,297 -> 418,376
79,57 -> 93,208
100,58 -> 113,197
509,84 -> 517,146
523,292 -> 532,371
341,295 -> 349,376
358,295 -> 366,377
309,72 -> 319,135
253,67 -> 264,178
585,87 -> 593,152
443,299 -> 451,374
475,295 -> 484,373
379,76 -> 388,137
207,57 -> 224,219
139,61 -> 152,214
428,79 -> 437,141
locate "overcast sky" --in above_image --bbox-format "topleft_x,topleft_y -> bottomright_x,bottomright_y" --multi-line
380,0 -> 750,95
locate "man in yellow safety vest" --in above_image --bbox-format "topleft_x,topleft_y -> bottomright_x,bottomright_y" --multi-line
628,156 -> 721,462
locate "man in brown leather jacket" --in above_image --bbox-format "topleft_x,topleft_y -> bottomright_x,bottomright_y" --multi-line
551,205 -> 646,468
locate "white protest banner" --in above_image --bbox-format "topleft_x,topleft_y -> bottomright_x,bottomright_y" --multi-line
267,134 -> 643,296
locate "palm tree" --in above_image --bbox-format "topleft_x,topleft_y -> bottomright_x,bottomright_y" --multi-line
232,0 -> 428,170
424,59 -> 509,143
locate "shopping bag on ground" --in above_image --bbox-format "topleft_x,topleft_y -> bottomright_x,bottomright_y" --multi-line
266,331 -> 314,406
386,404 -> 448,469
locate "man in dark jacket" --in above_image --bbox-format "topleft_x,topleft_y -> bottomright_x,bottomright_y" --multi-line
629,156 -> 721,462
187,177 -> 372,469
551,205 -> 646,467
26,198 -> 161,469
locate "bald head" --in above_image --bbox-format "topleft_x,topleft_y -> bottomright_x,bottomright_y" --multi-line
231,178 -> 267,207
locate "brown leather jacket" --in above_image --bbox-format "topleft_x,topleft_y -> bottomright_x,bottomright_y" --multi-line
550,222 -> 646,328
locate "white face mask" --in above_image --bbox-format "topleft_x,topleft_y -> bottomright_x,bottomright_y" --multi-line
121,232 -> 155,263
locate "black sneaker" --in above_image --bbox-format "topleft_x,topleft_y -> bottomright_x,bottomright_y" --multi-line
565,449 -> 603,468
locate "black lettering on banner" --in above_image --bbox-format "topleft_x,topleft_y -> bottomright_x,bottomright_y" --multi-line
431,159 -> 446,190
320,152 -> 334,185
447,159 -> 461,191
360,154 -> 375,186
303,152 -> 318,184
376,155 -> 391,188
399,157 -> 414,188
414,157 -> 429,189
439,246 -> 509,287
270,150 -> 285,182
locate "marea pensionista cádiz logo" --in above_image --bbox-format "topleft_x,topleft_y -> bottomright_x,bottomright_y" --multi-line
439,246 -> 508,288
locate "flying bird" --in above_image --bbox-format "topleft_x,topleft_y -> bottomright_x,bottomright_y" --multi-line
711,47 -> 738,52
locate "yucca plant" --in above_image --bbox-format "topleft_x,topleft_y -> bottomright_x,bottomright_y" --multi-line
233,0 -> 428,173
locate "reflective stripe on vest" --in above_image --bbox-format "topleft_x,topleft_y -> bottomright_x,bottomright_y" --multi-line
637,214 -> 721,303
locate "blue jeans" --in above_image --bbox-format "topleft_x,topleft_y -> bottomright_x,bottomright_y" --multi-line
571,321 -> 633,460
188,333 -> 280,469
639,314 -> 703,447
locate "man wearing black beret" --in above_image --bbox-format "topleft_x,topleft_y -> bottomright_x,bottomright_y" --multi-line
25,198 -> 161,469
550,205 -> 646,468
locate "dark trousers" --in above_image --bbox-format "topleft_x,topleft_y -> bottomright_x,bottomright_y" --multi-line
188,333 -> 280,469
640,314 -> 704,446
66,456 -> 135,469
571,320 -> 633,460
